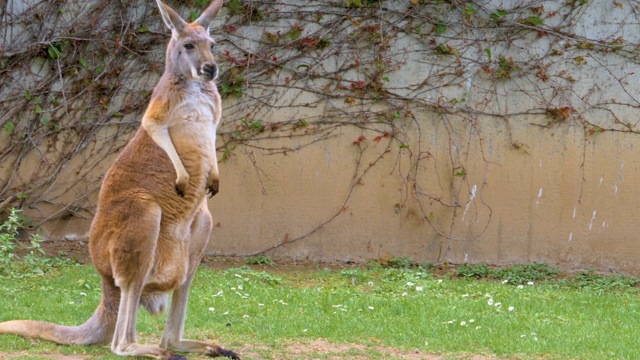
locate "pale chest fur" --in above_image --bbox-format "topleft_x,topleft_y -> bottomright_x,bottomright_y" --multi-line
166,83 -> 219,179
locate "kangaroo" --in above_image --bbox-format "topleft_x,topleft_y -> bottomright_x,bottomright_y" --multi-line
0,1 -> 240,359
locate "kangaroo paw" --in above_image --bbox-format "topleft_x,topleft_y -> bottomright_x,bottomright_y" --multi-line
207,180 -> 219,198
175,183 -> 186,197
169,353 -> 188,360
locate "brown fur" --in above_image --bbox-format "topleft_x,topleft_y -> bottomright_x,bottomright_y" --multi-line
0,1 -> 239,359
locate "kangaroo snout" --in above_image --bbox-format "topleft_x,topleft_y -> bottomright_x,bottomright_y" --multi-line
201,63 -> 218,81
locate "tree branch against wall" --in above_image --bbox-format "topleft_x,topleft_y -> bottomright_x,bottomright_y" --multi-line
1,0 -> 639,258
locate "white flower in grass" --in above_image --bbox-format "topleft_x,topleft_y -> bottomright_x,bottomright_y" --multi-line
208,307 -> 215,312
475,326 -> 482,330
460,321 -> 467,326
508,306 -> 515,312
487,298 -> 494,306
368,306 -> 374,310
80,292 -> 87,297
242,314 -> 249,318
402,292 -> 408,297
368,281 -> 374,287
502,279 -> 509,284
517,284 -> 524,289
238,285 -> 243,290
469,319 -> 475,323
303,329 -> 308,333
527,281 -> 535,286
438,279 -> 443,283
462,294 -> 469,298
406,281 -> 415,287
258,303 -> 265,307
415,286 -> 424,292
494,302 -> 502,307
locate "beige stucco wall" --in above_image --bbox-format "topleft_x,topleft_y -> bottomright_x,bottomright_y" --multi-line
41,110 -> 640,275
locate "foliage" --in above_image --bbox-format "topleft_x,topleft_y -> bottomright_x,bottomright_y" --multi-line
456,262 -> 558,284
0,208 -> 75,279
455,263 -> 491,279
561,270 -> 638,293
244,255 -> 275,266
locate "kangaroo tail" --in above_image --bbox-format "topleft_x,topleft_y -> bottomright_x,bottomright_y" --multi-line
0,276 -> 119,345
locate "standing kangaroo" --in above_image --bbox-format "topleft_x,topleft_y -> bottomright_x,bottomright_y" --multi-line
0,1 -> 240,359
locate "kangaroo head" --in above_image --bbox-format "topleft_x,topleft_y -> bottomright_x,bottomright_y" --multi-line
156,0 -> 223,82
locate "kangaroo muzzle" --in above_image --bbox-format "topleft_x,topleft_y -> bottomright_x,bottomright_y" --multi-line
201,63 -> 218,81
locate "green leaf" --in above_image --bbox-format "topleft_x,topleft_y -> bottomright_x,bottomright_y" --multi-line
4,121 -> 15,133
95,64 -> 105,74
24,90 -> 31,101
454,167 -> 467,177
249,121 -> 264,131
490,9 -> 508,20
79,58 -> 88,68
228,0 -> 244,15
435,22 -> 447,34
526,16 -> 544,26
464,3 -> 475,15
34,105 -> 43,114
41,117 -> 50,126
47,45 -> 61,60
136,24 -> 150,33
484,48 -> 492,62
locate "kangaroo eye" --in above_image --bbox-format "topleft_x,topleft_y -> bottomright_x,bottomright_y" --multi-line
210,44 -> 215,51
184,43 -> 194,50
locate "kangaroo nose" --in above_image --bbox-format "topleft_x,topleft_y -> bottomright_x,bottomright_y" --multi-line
202,63 -> 218,80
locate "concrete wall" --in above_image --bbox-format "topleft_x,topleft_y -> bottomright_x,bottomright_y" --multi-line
4,0 -> 640,274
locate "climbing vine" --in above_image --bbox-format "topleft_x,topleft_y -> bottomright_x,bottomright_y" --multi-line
1,0 -> 639,260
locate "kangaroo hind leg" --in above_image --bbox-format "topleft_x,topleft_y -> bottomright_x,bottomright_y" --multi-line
160,205 -> 240,359
108,202 -> 182,359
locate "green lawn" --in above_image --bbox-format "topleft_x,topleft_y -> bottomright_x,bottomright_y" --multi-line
0,262 -> 638,359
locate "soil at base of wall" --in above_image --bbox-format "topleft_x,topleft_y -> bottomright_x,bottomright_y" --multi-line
38,239 -> 464,275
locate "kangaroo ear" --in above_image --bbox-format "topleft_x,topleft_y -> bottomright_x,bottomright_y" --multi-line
156,0 -> 187,34
194,0 -> 224,32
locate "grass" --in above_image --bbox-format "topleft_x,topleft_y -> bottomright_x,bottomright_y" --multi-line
0,263 -> 639,359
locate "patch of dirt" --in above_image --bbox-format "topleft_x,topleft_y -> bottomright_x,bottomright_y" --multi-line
39,239 -> 378,273
266,339 -> 502,359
